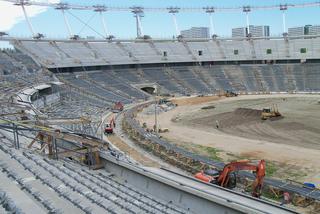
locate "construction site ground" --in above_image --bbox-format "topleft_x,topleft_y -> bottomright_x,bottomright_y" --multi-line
104,111 -> 186,173
136,94 -> 320,186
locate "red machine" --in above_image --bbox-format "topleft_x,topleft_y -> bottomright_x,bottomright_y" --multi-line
194,160 -> 266,197
112,102 -> 124,113
104,118 -> 116,134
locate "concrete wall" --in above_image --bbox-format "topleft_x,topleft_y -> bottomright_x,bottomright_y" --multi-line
100,154 -> 295,214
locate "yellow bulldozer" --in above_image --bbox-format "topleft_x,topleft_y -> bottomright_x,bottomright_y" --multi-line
261,104 -> 282,120
218,90 -> 238,97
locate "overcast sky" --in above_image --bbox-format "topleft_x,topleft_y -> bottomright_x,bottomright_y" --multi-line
0,0 -> 319,39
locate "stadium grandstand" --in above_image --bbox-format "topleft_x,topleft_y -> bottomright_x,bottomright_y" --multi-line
0,0 -> 320,213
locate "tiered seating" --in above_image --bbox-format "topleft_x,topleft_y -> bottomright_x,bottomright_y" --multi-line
206,66 -> 234,91
172,67 -> 210,94
0,51 -> 21,74
0,70 -> 53,100
259,65 -> 278,92
114,69 -> 142,83
272,65 -> 287,91
55,64 -> 320,99
222,66 -> 248,92
239,66 -> 259,92
15,38 -> 320,67
0,136 -> 186,214
43,87 -> 107,116
303,64 -> 320,91
142,68 -> 185,94
61,73 -> 131,103
291,65 -> 305,91
3,49 -> 40,72
0,188 -> 23,213
87,71 -> 146,100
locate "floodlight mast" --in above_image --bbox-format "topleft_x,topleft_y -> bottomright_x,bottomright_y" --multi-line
168,7 -> 180,37
243,6 -> 251,36
280,4 -> 288,36
94,5 -> 109,38
55,3 -> 73,38
14,0 -> 35,37
204,7 -> 216,37
131,6 -> 144,38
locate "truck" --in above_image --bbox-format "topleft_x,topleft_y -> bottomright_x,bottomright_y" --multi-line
112,102 -> 124,113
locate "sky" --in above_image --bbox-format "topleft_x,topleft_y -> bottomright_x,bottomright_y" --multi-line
0,0 -> 319,39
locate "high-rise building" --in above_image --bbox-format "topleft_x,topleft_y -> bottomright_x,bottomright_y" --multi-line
288,26 -> 305,36
249,25 -> 270,37
232,27 -> 247,38
232,25 -> 270,38
308,25 -> 320,35
288,25 -> 320,36
180,27 -> 210,38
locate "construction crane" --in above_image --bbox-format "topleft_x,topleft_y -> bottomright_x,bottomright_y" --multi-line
194,160 -> 266,197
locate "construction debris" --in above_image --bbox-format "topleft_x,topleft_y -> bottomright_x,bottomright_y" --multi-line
141,99 -> 176,115
201,105 -> 216,110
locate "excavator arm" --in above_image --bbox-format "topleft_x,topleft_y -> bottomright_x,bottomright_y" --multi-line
217,160 -> 266,197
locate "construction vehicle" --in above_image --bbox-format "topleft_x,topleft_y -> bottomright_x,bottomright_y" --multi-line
112,102 -> 124,113
218,90 -> 238,97
194,160 -> 266,197
225,90 -> 238,97
104,118 -> 116,134
261,104 -> 281,120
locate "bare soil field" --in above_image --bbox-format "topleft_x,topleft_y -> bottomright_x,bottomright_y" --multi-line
137,95 -> 320,185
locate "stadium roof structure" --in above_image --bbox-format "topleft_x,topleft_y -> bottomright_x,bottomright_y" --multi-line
3,0 -> 320,12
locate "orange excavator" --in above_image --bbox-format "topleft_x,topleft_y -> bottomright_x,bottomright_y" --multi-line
194,160 -> 266,197
104,117 -> 116,134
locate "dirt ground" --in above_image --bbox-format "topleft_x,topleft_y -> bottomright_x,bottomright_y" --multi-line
107,135 -> 159,167
137,94 -> 320,186
102,112 -> 160,167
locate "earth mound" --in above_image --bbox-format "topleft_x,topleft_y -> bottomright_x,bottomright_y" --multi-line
212,108 -> 262,128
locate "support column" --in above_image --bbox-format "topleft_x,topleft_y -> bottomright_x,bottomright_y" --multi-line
280,4 -> 288,36
100,12 -> 108,37
205,7 -> 216,38
21,4 -> 35,37
243,6 -> 251,37
56,3 -> 73,38
154,85 -> 158,134
62,9 -> 73,37
168,7 -> 180,37
94,5 -> 108,38
12,124 -> 19,149
131,6 -> 144,38
53,137 -> 58,160
137,14 -> 144,37
14,1 -> 36,37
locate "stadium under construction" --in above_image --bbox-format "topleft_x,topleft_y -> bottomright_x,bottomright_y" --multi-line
0,1 -> 320,214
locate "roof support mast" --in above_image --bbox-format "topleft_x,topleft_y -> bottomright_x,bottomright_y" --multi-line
56,3 -> 73,39
280,4 -> 288,36
168,7 -> 180,37
205,7 -> 216,38
243,6 -> 251,37
94,5 -> 109,38
14,0 -> 35,38
131,7 -> 144,38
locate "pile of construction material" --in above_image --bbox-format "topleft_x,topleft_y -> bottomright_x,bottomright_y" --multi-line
141,98 -> 176,115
